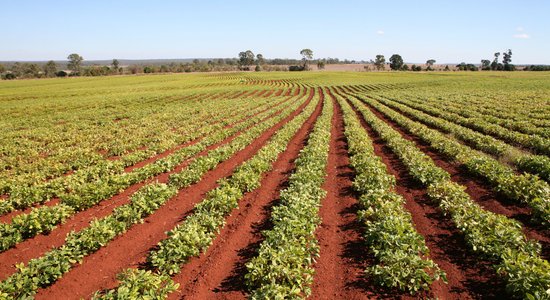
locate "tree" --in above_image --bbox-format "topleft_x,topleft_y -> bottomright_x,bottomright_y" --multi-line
481,59 -> 491,70
256,54 -> 265,66
374,55 -> 386,70
444,65 -> 450,71
238,50 -> 255,70
426,59 -> 436,70
67,53 -> 83,74
300,49 -> 313,70
0,64 -> 5,73
111,59 -> 120,73
389,54 -> 404,70
43,60 -> 58,77
502,49 -> 514,71
491,52 -> 500,70
317,59 -> 326,70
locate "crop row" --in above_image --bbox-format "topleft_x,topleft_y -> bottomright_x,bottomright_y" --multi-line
244,92 -> 332,299
335,92 -> 445,293
345,94 -> 550,299
0,91 -> 277,205
371,94 -> 550,183
0,91 -> 213,190
94,89 -> 321,299
0,90 -> 310,299
404,94 -> 550,139
351,93 -> 550,227
0,88 -> 272,195
379,94 -> 550,156
0,94 -> 298,252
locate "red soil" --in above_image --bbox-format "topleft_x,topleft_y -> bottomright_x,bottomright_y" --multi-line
310,90 -> 371,299
169,88 -> 321,300
0,96 -> 291,224
359,95 -> 550,260
34,89 -> 314,300
0,95 -> 300,281
341,93 -> 509,299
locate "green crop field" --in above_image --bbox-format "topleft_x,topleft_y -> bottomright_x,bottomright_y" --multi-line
0,71 -> 549,299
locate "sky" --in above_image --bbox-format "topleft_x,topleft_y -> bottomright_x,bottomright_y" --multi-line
2,0 -> 549,64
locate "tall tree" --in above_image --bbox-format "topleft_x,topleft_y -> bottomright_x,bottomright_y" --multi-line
491,52 -> 500,70
300,49 -> 313,69
426,59 -> 436,70
238,50 -> 255,70
67,53 -> 83,74
374,55 -> 386,70
256,54 -> 265,66
317,59 -> 326,70
481,59 -> 491,70
43,60 -> 58,77
389,54 -> 404,70
502,49 -> 513,71
111,59 -> 120,73
0,64 -> 5,74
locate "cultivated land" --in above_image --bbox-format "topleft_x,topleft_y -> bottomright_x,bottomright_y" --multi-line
0,71 -> 549,299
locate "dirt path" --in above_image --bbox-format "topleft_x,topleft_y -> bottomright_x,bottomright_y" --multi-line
34,89 -> 315,300
309,90 -> 371,299
0,94 -> 301,281
341,94 -> 509,299
168,89 -> 323,300
357,95 -> 550,260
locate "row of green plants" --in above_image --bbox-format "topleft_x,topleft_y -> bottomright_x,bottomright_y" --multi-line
0,90 -> 276,205
0,88 -> 271,196
244,94 -> 332,299
93,90 -> 320,299
0,90 -> 310,298
410,94 -> 550,139
0,91 -> 215,192
380,93 -> 550,156
336,92 -> 445,293
351,93 -> 550,227
345,94 -> 550,299
0,94 -> 301,252
372,94 -> 550,183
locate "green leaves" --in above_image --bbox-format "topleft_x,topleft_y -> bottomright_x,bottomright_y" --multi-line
246,94 -> 331,298
92,269 -> 178,300
338,94 -> 445,294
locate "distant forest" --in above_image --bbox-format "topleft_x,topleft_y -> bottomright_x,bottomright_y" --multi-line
1,49 -> 549,80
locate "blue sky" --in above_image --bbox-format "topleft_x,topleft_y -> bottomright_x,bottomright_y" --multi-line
2,0 -> 549,64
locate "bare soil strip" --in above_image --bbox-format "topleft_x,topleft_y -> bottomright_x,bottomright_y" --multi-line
0,94 -> 300,281
0,95 -> 291,223
310,90 -> 371,299
168,89 -> 322,300
343,95 -> 509,299
34,89 -> 315,300
360,98 -> 550,260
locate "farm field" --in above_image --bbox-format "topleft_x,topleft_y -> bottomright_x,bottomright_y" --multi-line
0,71 -> 549,299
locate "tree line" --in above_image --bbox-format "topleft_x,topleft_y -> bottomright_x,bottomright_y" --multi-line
1,49 -> 548,80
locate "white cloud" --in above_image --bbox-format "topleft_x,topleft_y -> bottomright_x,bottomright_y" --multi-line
516,26 -> 524,32
513,33 -> 530,39
376,30 -> 384,35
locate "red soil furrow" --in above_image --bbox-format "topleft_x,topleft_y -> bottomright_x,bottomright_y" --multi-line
255,90 -> 267,97
274,89 -> 283,97
0,96 -> 300,280
169,89 -> 321,300
262,90 -> 275,98
360,97 -> 550,260
0,98 -> 290,224
342,95 -> 508,299
34,89 -> 314,300
310,90 -> 370,299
